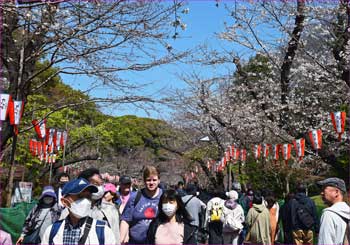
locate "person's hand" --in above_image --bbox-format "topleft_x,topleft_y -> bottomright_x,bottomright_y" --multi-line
16,236 -> 24,245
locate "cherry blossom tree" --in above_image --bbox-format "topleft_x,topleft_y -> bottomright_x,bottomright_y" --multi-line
172,0 -> 350,191
1,0 -> 189,148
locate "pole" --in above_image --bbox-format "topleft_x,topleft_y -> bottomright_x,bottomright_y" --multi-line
227,163 -> 230,191
49,161 -> 53,184
62,113 -> 68,168
5,10 -> 27,206
5,134 -> 18,207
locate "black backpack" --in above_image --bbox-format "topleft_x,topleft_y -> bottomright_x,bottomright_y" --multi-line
295,199 -> 315,229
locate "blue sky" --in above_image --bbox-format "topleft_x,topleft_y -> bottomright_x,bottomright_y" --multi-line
62,1 -> 239,119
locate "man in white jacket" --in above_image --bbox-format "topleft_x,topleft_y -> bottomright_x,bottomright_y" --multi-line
41,178 -> 116,245
317,177 -> 350,245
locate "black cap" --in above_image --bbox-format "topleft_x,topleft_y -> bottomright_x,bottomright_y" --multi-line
317,177 -> 347,193
119,176 -> 131,185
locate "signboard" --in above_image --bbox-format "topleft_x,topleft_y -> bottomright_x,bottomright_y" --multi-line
11,181 -> 33,205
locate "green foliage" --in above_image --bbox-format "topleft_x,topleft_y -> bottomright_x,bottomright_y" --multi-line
234,54 -> 272,84
184,145 -> 219,163
10,61 -> 186,186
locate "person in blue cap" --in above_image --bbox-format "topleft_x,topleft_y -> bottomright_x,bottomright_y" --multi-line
16,186 -> 60,245
41,178 -> 117,245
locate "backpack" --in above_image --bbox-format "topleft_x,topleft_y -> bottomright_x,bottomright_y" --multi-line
223,208 -> 244,232
295,199 -> 314,229
344,219 -> 350,245
48,218 -> 105,244
328,210 -> 350,245
210,201 -> 223,222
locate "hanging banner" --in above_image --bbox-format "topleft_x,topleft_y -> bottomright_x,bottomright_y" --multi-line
282,143 -> 292,165
9,100 -> 24,125
32,119 -> 47,139
0,93 -> 10,121
221,157 -> 227,167
29,139 -> 34,156
225,151 -> 230,162
229,145 -> 234,158
37,141 -> 42,157
218,161 -> 224,172
33,140 -> 38,156
309,129 -> 322,154
232,147 -> 239,161
61,130 -> 68,149
234,148 -> 240,161
272,144 -> 280,161
293,138 -> 305,161
252,144 -> 261,160
240,149 -> 247,163
262,144 -> 270,159
330,111 -> 346,141
56,131 -> 62,151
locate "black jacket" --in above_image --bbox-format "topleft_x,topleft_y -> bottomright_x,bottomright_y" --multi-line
290,192 -> 319,232
146,218 -> 197,244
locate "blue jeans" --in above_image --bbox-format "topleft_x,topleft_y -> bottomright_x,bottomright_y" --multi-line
238,226 -> 247,245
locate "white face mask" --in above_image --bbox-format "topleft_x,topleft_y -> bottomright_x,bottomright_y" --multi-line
69,198 -> 91,219
91,186 -> 104,200
162,203 -> 177,217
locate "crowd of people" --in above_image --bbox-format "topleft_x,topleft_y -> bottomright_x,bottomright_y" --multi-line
9,165 -> 349,245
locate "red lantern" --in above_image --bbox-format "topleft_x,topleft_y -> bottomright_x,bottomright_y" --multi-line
330,112 -> 346,141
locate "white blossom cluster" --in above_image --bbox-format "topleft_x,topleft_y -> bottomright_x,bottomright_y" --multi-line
173,1 -> 349,172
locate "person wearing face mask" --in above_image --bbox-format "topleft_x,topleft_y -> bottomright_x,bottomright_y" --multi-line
77,168 -> 121,244
41,178 -> 116,245
16,186 -> 61,245
90,183 -> 121,244
58,168 -> 104,220
78,168 -> 105,201
146,189 -> 196,244
120,166 -> 163,244
55,172 -> 70,208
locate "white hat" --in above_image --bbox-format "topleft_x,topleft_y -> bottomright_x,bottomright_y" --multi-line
226,190 -> 238,200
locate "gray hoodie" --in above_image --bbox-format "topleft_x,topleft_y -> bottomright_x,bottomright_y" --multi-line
318,201 -> 350,245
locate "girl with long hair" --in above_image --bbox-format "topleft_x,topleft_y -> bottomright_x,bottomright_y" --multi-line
146,189 -> 197,244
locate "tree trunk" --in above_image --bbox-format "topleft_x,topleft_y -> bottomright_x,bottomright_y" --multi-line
280,0 -> 306,128
5,133 -> 17,207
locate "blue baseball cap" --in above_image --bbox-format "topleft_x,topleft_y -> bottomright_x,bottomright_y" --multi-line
62,178 -> 98,197
40,186 -> 57,200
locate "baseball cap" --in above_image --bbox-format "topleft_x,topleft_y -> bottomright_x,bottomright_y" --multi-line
104,183 -> 117,194
317,177 -> 347,193
62,178 -> 98,196
119,176 -> 132,185
40,186 -> 57,200
226,190 -> 238,200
